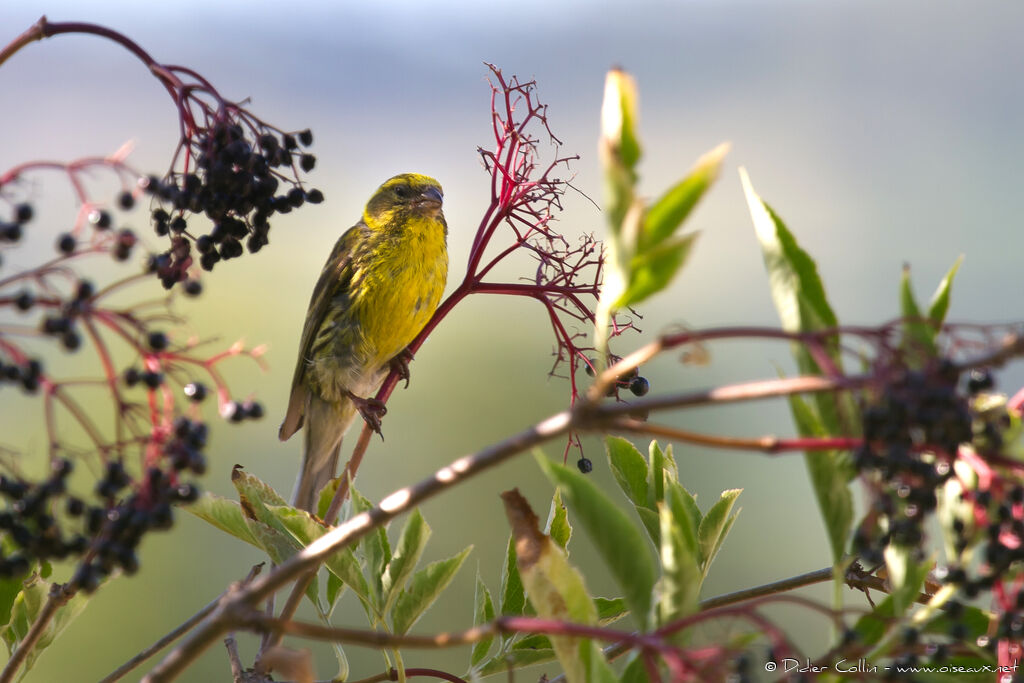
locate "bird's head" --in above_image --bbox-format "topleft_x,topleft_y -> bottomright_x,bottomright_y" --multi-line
364,173 -> 444,228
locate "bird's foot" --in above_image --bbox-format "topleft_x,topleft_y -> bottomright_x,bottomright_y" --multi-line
390,348 -> 415,388
347,391 -> 387,435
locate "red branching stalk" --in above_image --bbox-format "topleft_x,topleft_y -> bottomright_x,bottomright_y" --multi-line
0,145 -> 273,628
370,65 -> 632,410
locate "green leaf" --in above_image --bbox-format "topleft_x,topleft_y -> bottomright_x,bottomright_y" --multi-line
500,532 -> 526,618
741,168 -> 857,428
656,501 -> 701,626
900,265 -> 938,356
580,641 -> 619,683
536,454 -> 656,629
648,441 -> 678,508
595,596 -> 628,625
503,489 -> 597,683
1,577 -> 89,677
615,233 -> 698,309
788,393 -> 853,564
182,493 -> 261,548
635,507 -> 661,546
927,255 -> 963,326
924,602 -> 989,641
381,510 -> 430,614
740,167 -> 837,337
246,518 -> 319,605
666,483 -> 701,561
470,571 -> 496,668
265,504 -> 323,544
641,143 -> 728,249
316,477 -> 341,521
231,466 -> 289,506
697,488 -> 742,578
232,467 -> 291,536
606,436 -> 649,508
600,68 -> 642,232
884,545 -> 930,618
263,504 -> 372,611
350,487 -> 390,603
326,572 -> 345,611
0,568 -> 34,631
546,490 -> 572,551
510,633 -> 552,653
391,546 -> 472,635
478,647 -> 556,676
620,653 -> 652,683
325,548 -> 372,615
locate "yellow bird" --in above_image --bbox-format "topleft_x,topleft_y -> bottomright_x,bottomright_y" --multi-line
280,173 -> 448,511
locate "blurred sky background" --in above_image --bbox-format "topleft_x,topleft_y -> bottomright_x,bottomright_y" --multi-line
3,1 -> 1024,680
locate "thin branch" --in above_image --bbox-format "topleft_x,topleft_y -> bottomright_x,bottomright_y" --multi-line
346,669 -> 468,683
225,635 -> 243,682
142,411 -> 574,682
609,418 -> 862,454
587,374 -> 870,422
99,564 -> 263,683
254,425 -> 373,670
142,328 -> 1024,681
0,583 -> 73,683
698,567 -> 836,611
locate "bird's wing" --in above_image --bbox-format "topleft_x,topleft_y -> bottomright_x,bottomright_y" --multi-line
278,221 -> 368,441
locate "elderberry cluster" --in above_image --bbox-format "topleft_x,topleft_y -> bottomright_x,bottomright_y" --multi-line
36,279 -> 98,351
851,361 -> 972,564
937,484 -> 1024,602
0,202 -> 34,247
144,120 -> 321,288
71,459 -> 200,593
584,356 -> 651,397
0,358 -> 43,393
52,200 -> 139,263
0,454 -> 199,592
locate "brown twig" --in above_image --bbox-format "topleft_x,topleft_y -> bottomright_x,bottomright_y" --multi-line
254,424 -> 373,672
0,583 -> 73,683
142,411 -> 574,682
609,418 -> 862,454
225,635 -> 244,682
142,328 -> 1024,681
99,564 -> 263,683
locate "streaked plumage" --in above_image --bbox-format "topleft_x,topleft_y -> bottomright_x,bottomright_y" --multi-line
280,173 -> 448,511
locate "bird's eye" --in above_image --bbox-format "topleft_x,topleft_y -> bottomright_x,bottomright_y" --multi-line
394,185 -> 411,199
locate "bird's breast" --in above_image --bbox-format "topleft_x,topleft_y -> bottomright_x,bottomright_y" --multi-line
349,216 -> 448,370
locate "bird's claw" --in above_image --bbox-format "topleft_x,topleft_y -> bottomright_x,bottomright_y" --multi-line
390,348 -> 415,388
347,392 -> 387,435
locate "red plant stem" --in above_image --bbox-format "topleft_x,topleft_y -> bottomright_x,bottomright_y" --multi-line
347,669 -> 468,683
80,317 -> 126,448
609,419 -> 862,454
50,385 -> 109,455
0,18 -> 181,101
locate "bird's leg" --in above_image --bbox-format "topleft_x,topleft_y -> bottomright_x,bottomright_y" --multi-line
389,348 -> 415,388
346,390 -> 387,435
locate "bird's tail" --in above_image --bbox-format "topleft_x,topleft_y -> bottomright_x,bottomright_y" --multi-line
293,395 -> 358,513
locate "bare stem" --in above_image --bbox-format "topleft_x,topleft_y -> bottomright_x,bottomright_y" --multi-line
0,583 -> 73,683
225,635 -> 243,682
255,424 -> 373,671
0,17 -> 180,102
609,418 -> 862,454
140,329 -> 1024,681
99,564 -> 263,683
143,411 -> 574,682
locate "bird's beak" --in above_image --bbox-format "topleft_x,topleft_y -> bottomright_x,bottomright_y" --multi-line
418,186 -> 443,207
